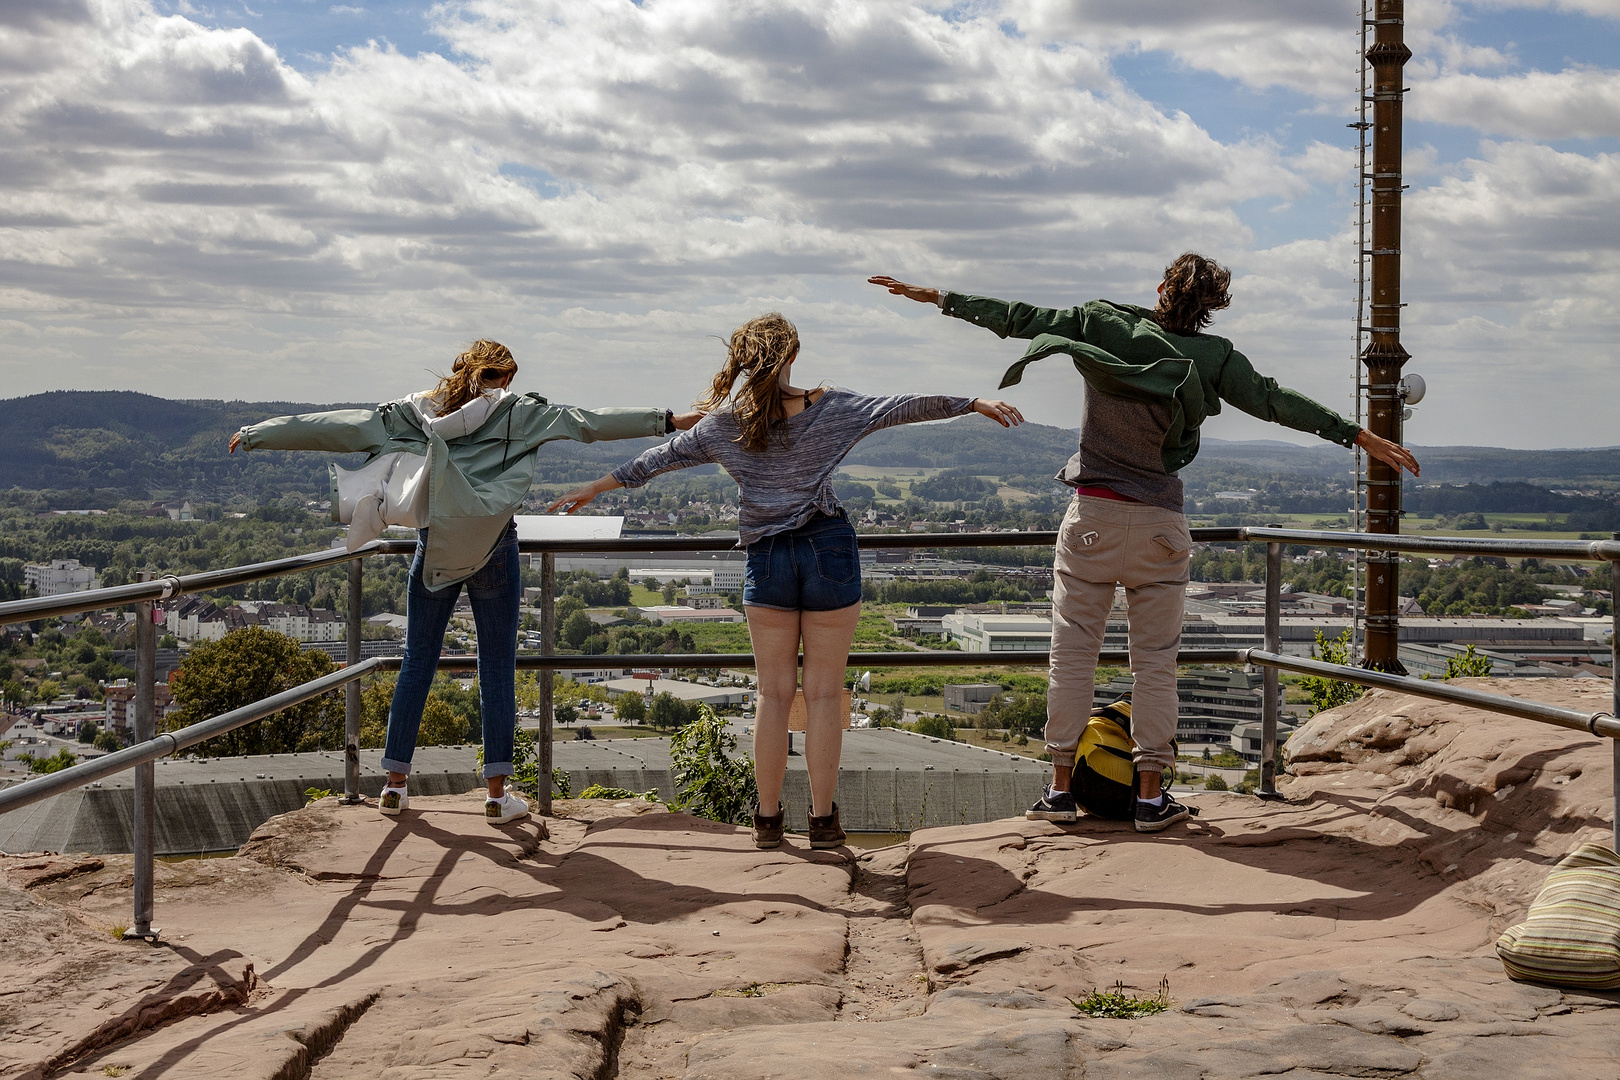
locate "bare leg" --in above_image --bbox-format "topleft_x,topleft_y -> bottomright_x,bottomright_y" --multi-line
800,603 -> 862,817
745,605 -> 802,816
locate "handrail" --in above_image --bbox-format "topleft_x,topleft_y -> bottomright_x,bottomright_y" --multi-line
7,643 -> 1612,821
1,522 -> 1614,940
8,525 -> 1619,628
0,658 -> 383,816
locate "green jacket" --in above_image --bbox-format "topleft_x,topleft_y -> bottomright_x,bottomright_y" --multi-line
238,395 -> 667,589
942,293 -> 1361,474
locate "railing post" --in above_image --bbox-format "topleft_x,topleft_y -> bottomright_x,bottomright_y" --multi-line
125,572 -> 159,941
538,552 -> 555,815
344,559 -> 363,804
1611,537 -> 1618,854
1259,542 -> 1282,798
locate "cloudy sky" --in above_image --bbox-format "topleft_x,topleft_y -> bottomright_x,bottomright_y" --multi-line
2,0 -> 1616,449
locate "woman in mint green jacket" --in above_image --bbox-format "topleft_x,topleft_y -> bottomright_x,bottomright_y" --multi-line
231,340 -> 698,824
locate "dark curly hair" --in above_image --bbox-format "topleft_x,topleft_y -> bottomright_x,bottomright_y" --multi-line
1151,252 -> 1232,336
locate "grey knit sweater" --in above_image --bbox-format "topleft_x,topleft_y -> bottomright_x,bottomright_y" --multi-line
611,387 -> 976,545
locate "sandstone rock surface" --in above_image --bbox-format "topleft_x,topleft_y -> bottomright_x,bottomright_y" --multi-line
1,680 -> 1617,1078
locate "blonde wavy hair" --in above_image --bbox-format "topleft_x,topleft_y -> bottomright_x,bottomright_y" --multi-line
695,313 -> 801,453
429,339 -> 517,414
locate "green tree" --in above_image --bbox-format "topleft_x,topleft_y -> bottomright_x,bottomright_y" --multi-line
418,693 -> 471,746
554,702 -> 579,726
165,626 -> 343,756
912,714 -> 957,740
669,704 -> 757,826
20,747 -> 78,773
94,729 -> 122,752
560,610 -> 595,649
553,594 -> 586,622
35,679 -> 62,703
979,691 -> 1047,736
661,581 -> 678,605
1299,629 -> 1365,717
78,721 -> 99,744
649,691 -> 699,728
615,692 -> 647,724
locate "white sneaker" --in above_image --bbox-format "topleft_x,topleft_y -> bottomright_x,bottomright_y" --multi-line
485,791 -> 530,826
379,784 -> 409,817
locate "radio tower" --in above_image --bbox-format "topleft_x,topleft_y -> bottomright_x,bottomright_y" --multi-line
1359,0 -> 1412,673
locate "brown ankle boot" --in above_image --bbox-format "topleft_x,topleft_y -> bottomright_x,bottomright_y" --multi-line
808,803 -> 846,849
752,803 -> 785,849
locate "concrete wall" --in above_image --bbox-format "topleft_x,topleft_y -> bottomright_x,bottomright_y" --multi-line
2,765 -> 1047,855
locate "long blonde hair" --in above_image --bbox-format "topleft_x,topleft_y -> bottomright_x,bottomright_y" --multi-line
695,314 -> 801,453
429,339 -> 517,414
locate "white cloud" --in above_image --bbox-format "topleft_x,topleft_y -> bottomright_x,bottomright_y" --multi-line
1416,67 -> 1620,138
0,0 -> 1614,448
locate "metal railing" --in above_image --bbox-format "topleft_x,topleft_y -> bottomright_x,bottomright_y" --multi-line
1,525 -> 1616,941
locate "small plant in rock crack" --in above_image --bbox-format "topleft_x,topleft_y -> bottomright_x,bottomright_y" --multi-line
1071,977 -> 1171,1018
304,787 -> 332,805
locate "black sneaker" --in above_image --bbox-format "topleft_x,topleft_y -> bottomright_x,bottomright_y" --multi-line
1134,791 -> 1196,833
1025,789 -> 1078,823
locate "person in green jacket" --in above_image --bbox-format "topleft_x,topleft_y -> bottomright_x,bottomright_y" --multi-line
231,339 -> 700,824
871,255 -> 1418,832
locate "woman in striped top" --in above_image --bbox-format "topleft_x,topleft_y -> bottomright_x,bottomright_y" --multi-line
550,313 -> 1022,849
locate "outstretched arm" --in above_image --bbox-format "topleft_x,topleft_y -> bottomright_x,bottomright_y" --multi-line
229,408 -> 388,455
868,275 -> 1085,341
549,474 -> 625,514
852,392 -> 1022,437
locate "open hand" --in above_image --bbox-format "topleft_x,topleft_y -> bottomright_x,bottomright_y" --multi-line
972,399 -> 1024,428
868,276 -> 940,305
1355,429 -> 1420,477
548,475 -> 621,514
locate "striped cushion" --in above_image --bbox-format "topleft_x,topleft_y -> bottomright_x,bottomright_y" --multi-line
1497,842 -> 1620,990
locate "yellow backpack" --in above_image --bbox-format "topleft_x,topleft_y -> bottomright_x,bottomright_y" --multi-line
1072,700 -> 1139,820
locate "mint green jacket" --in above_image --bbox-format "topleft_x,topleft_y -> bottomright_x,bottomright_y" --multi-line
238,395 -> 667,589
942,293 -> 1361,473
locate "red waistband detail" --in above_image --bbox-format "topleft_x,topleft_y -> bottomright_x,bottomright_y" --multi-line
1074,485 -> 1142,504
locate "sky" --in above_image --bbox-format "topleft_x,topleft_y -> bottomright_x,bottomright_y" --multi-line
1,0 -> 1618,450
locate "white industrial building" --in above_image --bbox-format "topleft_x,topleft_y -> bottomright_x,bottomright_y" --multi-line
24,559 -> 100,596
941,611 -> 1052,653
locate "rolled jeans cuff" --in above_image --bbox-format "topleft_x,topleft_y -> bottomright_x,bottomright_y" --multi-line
482,762 -> 515,780
380,756 -> 413,776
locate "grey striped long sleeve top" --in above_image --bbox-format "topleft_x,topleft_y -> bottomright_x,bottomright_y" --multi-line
611,387 -> 976,545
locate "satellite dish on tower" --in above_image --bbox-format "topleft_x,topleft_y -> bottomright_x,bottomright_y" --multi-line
859,671 -> 871,692
1398,373 -> 1425,405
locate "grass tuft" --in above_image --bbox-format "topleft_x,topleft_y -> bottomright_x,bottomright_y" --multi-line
1071,977 -> 1171,1018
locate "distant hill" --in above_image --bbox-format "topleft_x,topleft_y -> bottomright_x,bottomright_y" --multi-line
2,391 -> 1616,510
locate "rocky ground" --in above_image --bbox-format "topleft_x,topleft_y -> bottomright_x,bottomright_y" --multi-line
2,677 -> 1618,1079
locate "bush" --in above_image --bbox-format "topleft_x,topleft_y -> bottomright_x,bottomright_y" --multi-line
1203,773 -> 1229,791
1442,644 -> 1494,679
669,704 -> 757,826
574,725 -> 595,740
1299,628 -> 1365,717
911,714 -> 957,740
20,747 -> 77,773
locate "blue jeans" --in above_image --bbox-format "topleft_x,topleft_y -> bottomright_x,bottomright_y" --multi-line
742,512 -> 863,612
382,522 -> 520,780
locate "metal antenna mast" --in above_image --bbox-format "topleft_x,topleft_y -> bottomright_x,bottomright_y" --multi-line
1360,0 -> 1413,672
1349,0 -> 1372,662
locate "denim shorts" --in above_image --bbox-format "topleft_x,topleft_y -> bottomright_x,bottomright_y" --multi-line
743,512 -> 864,612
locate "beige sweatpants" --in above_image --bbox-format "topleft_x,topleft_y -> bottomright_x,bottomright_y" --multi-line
1045,494 -> 1191,775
